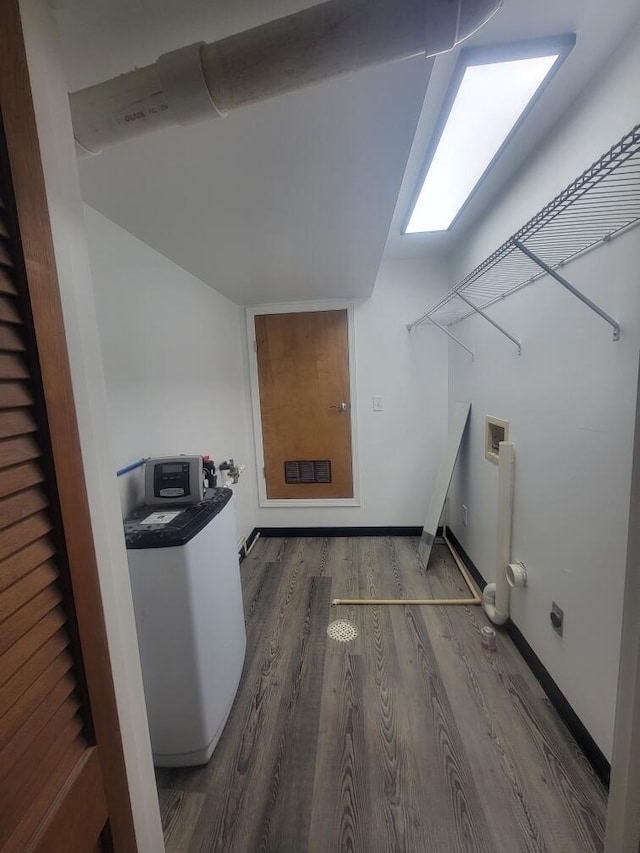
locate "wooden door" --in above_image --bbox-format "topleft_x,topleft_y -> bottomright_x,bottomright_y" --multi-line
256,310 -> 353,499
0,3 -> 136,850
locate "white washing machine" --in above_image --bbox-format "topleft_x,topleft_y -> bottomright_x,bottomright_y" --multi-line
124,488 -> 246,766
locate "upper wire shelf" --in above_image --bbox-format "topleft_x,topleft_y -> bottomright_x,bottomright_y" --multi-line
408,124 -> 640,341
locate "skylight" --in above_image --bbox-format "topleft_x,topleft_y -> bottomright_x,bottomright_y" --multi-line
404,38 -> 575,234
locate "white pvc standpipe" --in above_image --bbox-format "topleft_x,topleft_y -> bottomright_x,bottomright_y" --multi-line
483,441 -> 515,625
70,0 -> 502,155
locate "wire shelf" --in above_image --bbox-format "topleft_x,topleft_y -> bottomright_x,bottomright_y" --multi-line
408,124 -> 640,335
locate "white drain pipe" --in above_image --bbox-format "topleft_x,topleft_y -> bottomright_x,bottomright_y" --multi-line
70,0 -> 502,155
483,441 -> 515,626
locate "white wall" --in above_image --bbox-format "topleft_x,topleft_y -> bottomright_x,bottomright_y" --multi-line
84,206 -> 257,544
19,2 -> 165,849
447,24 -> 640,759
253,256 -> 450,527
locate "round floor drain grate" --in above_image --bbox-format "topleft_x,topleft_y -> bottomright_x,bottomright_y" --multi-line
327,619 -> 358,643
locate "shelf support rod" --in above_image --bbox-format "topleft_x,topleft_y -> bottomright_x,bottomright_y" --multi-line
427,316 -> 475,360
513,239 -> 620,341
456,293 -> 522,354
406,311 -> 431,331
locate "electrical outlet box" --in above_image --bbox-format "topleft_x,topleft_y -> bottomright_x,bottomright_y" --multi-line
462,504 -> 468,526
550,602 -> 564,637
485,416 -> 509,464
373,396 -> 384,412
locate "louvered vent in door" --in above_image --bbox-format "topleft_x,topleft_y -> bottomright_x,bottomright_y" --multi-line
284,460 -> 332,484
0,154 -> 108,849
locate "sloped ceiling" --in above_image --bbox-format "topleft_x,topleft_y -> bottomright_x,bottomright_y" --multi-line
55,0 -> 640,305
384,0 -> 640,261
55,0 -> 431,305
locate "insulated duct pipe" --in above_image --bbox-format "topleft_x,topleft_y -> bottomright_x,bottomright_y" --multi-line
483,441 -> 515,626
70,0 -> 502,155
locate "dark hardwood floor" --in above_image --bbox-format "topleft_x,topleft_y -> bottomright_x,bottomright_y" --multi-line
155,536 -> 607,852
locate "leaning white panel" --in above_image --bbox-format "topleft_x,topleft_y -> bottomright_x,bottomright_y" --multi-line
418,400 -> 471,568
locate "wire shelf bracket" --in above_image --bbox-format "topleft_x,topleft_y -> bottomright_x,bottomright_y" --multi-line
407,123 -> 640,350
408,315 -> 475,360
457,292 -> 522,353
513,239 -> 620,340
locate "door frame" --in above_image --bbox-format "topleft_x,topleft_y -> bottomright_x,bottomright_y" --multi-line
604,352 -> 640,852
246,300 -> 361,508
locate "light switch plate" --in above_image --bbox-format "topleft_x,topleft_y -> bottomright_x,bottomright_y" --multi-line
373,396 -> 384,412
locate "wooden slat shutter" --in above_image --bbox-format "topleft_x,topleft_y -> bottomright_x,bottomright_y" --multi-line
0,149 -> 112,850
0,3 -> 137,848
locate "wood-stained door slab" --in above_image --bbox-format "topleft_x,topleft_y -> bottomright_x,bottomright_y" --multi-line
256,310 -> 353,499
0,2 -> 136,847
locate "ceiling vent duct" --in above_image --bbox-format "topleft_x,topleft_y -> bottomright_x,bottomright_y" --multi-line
70,0 -> 502,156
